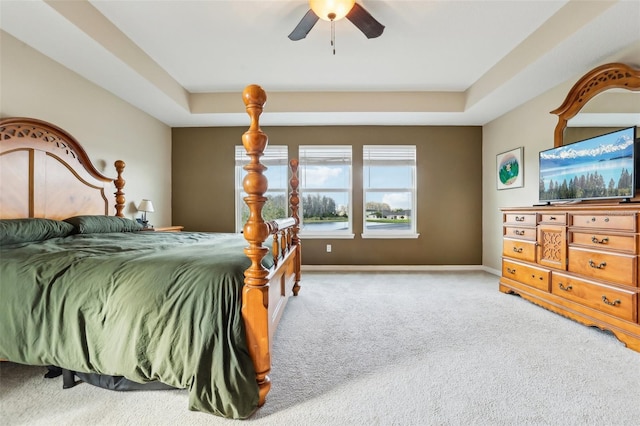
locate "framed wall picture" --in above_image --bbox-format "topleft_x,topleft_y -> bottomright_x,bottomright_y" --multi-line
496,147 -> 524,190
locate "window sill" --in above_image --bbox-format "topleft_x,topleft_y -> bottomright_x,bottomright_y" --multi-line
361,233 -> 420,239
299,233 -> 355,239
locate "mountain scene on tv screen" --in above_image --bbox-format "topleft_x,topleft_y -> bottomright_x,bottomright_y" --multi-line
539,129 -> 635,201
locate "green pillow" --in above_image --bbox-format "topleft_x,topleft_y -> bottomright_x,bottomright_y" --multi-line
64,215 -> 143,234
0,218 -> 75,245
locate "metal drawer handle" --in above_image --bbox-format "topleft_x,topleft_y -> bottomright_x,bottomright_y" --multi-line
591,236 -> 609,244
513,247 -> 523,253
588,260 -> 607,269
549,216 -> 556,221
558,282 -> 572,291
514,230 -> 525,236
515,216 -> 525,222
602,296 -> 621,307
506,267 -> 516,274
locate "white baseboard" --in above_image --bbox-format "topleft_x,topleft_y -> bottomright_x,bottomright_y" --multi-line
302,264 -> 499,275
481,265 -> 501,276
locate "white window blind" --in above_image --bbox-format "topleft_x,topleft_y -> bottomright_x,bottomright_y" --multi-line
299,146 -> 353,165
364,145 -> 416,165
235,145 -> 289,166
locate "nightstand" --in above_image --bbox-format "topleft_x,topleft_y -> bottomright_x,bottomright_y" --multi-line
142,226 -> 184,232
154,226 -> 184,232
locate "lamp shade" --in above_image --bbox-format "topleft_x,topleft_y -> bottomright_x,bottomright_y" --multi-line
309,0 -> 355,21
137,199 -> 155,213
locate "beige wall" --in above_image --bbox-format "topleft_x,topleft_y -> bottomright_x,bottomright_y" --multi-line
481,82 -> 570,273
0,32 -> 172,227
172,126 -> 483,266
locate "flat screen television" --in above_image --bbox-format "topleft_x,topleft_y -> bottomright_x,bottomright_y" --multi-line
538,126 -> 637,203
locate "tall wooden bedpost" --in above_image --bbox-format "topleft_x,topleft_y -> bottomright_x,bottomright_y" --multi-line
114,160 -> 126,217
289,159 -> 302,295
241,84 -> 272,405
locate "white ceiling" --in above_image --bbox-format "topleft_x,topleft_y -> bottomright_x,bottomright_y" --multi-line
1,0 -> 639,127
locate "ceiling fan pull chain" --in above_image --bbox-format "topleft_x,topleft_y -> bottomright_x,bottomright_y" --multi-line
331,19 -> 335,55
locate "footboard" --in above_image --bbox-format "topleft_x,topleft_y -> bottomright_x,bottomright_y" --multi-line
266,163 -> 301,338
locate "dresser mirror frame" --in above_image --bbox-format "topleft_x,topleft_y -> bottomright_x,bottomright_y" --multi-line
550,62 -> 640,148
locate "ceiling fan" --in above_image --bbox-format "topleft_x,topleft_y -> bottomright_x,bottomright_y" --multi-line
288,0 -> 385,49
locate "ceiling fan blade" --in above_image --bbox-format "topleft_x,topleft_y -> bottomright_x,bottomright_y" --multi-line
346,3 -> 385,39
288,9 -> 320,41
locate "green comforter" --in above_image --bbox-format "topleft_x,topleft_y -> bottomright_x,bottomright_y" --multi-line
0,231 -> 273,419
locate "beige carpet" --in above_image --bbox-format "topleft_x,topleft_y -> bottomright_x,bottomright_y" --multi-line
1,271 -> 639,425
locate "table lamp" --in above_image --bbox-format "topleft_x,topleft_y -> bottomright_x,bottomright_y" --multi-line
137,199 -> 155,228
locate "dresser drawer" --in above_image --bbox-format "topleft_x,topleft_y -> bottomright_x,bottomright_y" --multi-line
570,213 -> 637,232
568,247 -> 636,287
540,213 -> 566,225
552,272 -> 637,322
569,231 -> 637,254
504,226 -> 536,241
502,259 -> 550,292
504,213 -> 536,226
503,238 -> 537,263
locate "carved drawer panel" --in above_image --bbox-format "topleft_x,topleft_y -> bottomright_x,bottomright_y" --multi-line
569,231 -> 637,254
537,224 -> 566,270
503,238 -> 536,263
540,213 -> 566,225
570,213 -> 637,232
504,226 -> 536,241
568,247 -> 636,287
503,259 -> 550,292
552,272 -> 637,322
504,213 -> 536,226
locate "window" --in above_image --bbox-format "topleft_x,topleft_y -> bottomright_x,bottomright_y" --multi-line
363,145 -> 418,238
235,145 -> 289,232
299,146 -> 353,238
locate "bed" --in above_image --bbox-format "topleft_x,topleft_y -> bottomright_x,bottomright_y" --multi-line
0,84 -> 301,419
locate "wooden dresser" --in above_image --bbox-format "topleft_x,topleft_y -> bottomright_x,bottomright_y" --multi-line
500,204 -> 640,352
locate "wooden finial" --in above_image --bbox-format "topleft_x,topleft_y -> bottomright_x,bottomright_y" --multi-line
242,84 -> 267,110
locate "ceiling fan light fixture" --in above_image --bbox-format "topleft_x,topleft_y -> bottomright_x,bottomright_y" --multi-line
309,0 -> 356,21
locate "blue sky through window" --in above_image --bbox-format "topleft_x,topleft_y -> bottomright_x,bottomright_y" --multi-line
302,165 -> 350,189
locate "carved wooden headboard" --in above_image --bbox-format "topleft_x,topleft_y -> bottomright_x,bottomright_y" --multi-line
0,118 -> 125,220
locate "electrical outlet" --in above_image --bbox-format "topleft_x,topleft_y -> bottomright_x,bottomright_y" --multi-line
326,244 -> 332,253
